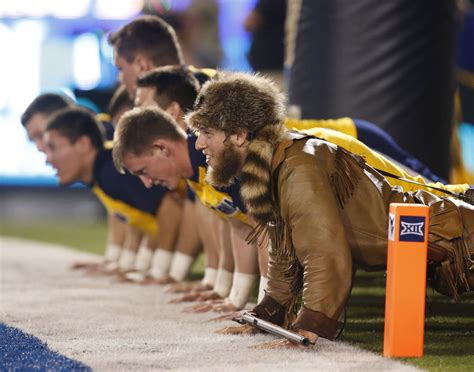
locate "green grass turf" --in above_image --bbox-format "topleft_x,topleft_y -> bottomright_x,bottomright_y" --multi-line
344,272 -> 474,371
1,222 -> 473,371
0,221 -> 109,256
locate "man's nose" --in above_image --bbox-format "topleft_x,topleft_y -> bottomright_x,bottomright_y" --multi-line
195,134 -> 206,150
139,175 -> 153,188
45,152 -> 52,165
36,139 -> 46,154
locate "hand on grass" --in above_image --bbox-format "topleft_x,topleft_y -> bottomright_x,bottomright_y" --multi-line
208,310 -> 241,322
183,299 -> 224,313
84,262 -> 117,276
166,281 -> 211,293
196,290 -> 221,302
144,275 -> 176,285
70,261 -> 102,270
169,291 -> 212,304
210,299 -> 240,313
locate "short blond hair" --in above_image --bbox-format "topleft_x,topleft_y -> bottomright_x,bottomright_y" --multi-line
113,107 -> 186,173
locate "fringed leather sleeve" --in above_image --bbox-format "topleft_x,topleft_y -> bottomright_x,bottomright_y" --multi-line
329,146 -> 363,209
418,194 -> 473,301
278,142 -> 354,337
263,219 -> 303,326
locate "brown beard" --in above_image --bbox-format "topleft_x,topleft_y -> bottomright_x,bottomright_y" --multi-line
206,141 -> 243,188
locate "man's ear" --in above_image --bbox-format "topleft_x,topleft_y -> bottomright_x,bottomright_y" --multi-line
135,54 -> 154,73
76,135 -> 94,153
165,102 -> 182,121
152,138 -> 171,157
231,131 -> 249,147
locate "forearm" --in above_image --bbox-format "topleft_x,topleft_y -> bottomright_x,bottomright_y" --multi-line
118,225 -> 143,270
156,192 -> 183,252
229,219 -> 259,275
196,201 -> 220,269
264,239 -> 297,308
168,199 -> 201,281
108,212 -> 126,246
217,219 -> 234,273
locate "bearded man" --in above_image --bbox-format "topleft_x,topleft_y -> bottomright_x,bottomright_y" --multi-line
184,72 -> 474,348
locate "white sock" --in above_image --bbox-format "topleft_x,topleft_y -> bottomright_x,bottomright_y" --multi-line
257,276 -> 269,303
213,269 -> 233,298
201,267 -> 217,287
125,271 -> 146,282
134,245 -> 154,272
149,249 -> 174,279
169,252 -> 195,281
104,261 -> 119,272
118,249 -> 136,271
104,243 -> 121,262
228,272 -> 258,309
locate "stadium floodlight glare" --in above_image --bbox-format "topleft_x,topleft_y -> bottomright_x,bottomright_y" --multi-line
52,0 -> 90,19
94,0 -> 143,20
73,33 -> 101,91
0,0 -> 89,18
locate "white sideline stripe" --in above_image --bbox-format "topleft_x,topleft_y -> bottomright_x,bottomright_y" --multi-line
0,237 -> 421,372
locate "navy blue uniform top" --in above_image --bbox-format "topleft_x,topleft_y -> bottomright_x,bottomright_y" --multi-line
88,148 -> 167,235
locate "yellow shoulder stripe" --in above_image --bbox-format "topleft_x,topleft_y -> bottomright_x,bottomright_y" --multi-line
187,167 -> 249,225
456,67 -> 474,89
302,128 -> 469,196
92,185 -> 158,237
104,140 -> 113,150
285,117 -> 358,138
96,113 -> 111,122
187,65 -> 217,78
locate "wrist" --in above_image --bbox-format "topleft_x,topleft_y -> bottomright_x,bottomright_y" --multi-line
169,252 -> 194,281
201,267 -> 217,287
105,243 -> 122,262
213,268 -> 233,298
149,249 -> 173,279
134,245 -> 154,272
118,249 -> 136,271
228,272 -> 258,309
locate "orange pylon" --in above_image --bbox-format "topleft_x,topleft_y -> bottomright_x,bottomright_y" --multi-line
383,203 -> 429,357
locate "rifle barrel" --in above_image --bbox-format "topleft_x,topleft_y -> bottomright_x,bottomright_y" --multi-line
237,312 -> 311,346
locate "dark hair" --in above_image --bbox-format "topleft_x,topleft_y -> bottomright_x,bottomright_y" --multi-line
108,15 -> 184,66
108,84 -> 133,118
113,107 -> 186,172
46,107 -> 105,150
137,65 -> 199,112
21,93 -> 74,127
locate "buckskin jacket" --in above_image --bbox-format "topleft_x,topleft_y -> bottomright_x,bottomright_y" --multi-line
251,133 -> 474,340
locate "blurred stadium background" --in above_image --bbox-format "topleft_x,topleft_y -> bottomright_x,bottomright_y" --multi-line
0,0 -> 258,224
1,0 -> 473,226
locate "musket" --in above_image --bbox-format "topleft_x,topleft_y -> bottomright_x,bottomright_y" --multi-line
232,311 -> 313,346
